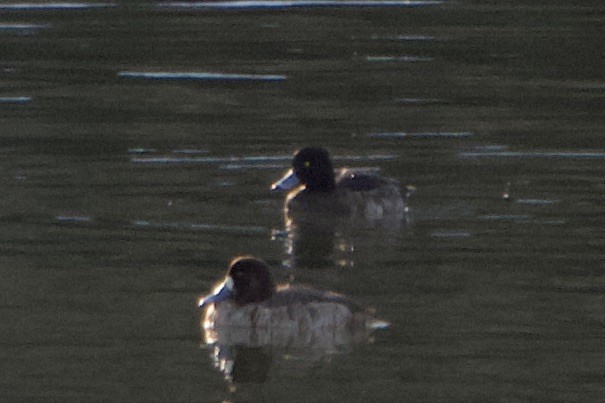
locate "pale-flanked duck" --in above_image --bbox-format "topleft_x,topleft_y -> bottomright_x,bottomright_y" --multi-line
198,256 -> 389,349
271,147 -> 413,219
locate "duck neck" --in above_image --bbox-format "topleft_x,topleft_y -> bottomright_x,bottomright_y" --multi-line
235,280 -> 275,306
308,178 -> 336,192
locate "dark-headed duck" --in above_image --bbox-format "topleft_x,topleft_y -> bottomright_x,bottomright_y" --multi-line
271,147 -> 413,219
198,256 -> 389,347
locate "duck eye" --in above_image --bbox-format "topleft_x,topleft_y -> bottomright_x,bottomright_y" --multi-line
304,161 -> 311,168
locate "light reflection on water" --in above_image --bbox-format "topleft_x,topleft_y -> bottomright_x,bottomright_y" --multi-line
133,219 -> 268,235
118,71 -> 288,82
459,150 -> 605,159
365,55 -> 434,63
1,0 -> 604,401
0,2 -> 117,10
368,131 -> 473,139
130,153 -> 397,165
0,96 -> 31,104
156,1 -> 445,11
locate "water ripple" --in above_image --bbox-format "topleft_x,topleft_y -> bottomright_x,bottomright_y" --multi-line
395,98 -> 443,105
515,199 -> 558,206
478,214 -> 530,223
220,163 -> 285,170
172,149 -> 209,155
132,220 -> 267,235
430,230 -> 472,238
366,55 -> 433,63
0,24 -> 51,33
127,148 -> 157,155
459,150 -> 605,159
0,3 -> 116,10
370,34 -> 434,41
118,71 -> 286,82
471,145 -> 509,152
131,153 -> 397,165
0,96 -> 31,104
369,131 -> 473,139
55,215 -> 93,223
156,1 -> 444,11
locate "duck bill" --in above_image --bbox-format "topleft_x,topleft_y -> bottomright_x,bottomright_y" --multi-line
271,169 -> 301,190
198,280 -> 233,308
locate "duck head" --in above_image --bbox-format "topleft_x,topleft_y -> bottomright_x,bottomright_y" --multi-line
198,256 -> 275,308
272,147 -> 336,192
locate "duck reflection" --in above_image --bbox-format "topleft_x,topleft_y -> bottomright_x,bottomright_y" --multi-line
272,147 -> 414,270
277,211 -> 414,270
198,256 -> 389,383
276,215 -> 353,270
206,344 -> 272,384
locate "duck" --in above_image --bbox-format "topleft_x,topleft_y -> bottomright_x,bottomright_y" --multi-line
198,256 -> 389,349
271,147 -> 413,219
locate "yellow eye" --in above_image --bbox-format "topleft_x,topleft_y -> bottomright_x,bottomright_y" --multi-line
304,161 -> 311,168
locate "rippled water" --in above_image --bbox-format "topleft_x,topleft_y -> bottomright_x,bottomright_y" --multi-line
1,0 -> 603,401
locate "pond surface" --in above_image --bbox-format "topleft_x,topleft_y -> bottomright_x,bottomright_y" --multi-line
1,1 -> 603,401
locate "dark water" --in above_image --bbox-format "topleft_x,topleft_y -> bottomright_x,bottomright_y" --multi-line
1,1 -> 604,401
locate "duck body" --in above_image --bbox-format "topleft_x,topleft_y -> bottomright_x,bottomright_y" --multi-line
273,147 -> 411,220
205,284 -> 363,330
203,286 -> 371,349
199,257 -> 389,348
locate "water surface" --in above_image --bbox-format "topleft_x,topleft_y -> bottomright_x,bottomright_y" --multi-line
0,0 -> 603,401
